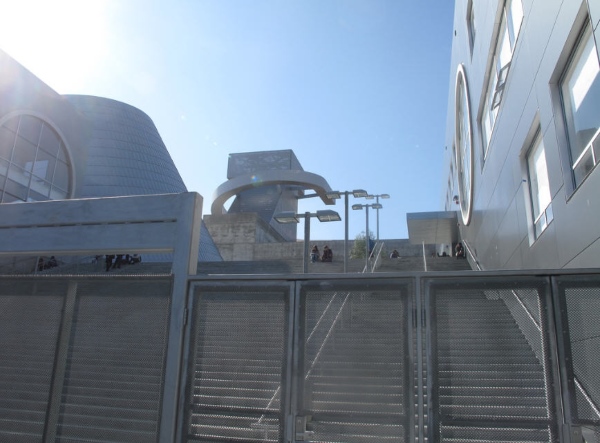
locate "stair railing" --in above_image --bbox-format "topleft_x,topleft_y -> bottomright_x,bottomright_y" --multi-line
362,241 -> 384,273
371,241 -> 385,272
461,239 -> 482,270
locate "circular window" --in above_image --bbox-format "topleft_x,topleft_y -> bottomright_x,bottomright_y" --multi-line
0,114 -> 71,203
455,65 -> 474,225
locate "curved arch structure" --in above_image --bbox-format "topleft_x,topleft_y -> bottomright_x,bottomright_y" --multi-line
211,169 -> 334,215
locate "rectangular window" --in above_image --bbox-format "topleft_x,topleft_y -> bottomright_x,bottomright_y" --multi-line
560,23 -> 600,187
527,133 -> 553,239
479,0 -> 524,159
467,0 -> 476,54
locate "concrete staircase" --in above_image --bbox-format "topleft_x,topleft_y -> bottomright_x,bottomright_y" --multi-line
377,256 -> 472,272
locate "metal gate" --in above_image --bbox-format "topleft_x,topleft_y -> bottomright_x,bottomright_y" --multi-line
1,272 -> 599,442
183,278 -> 414,443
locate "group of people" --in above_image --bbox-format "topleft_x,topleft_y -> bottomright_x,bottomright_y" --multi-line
37,256 -> 58,271
310,245 -> 333,263
104,254 -> 142,272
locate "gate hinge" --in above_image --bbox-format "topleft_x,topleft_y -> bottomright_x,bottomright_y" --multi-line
295,415 -> 314,441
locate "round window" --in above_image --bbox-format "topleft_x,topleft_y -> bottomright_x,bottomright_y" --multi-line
0,114 -> 71,203
455,65 -> 474,226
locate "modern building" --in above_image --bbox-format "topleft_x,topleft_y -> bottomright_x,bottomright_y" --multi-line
441,0 -> 600,270
0,48 -> 222,265
205,149 -> 334,260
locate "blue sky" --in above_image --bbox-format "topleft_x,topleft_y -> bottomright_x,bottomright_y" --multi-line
1,0 -> 455,241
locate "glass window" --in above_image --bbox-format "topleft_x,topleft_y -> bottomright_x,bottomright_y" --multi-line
0,115 -> 71,202
39,124 -> 60,157
467,1 -> 476,53
0,127 -> 15,161
507,0 -> 524,46
527,133 -> 553,239
18,115 -> 42,146
560,23 -> 600,186
455,65 -> 473,225
479,0 -> 523,158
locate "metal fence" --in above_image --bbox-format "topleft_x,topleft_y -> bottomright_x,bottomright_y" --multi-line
0,271 -> 599,442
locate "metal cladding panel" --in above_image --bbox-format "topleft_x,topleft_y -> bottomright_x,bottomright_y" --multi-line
555,275 -> 600,435
227,149 -> 303,179
65,95 -> 187,198
64,95 -> 222,263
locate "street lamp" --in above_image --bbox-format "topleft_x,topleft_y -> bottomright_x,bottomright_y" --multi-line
365,193 -> 390,241
352,203 -> 382,272
274,209 -> 341,273
324,189 -> 368,273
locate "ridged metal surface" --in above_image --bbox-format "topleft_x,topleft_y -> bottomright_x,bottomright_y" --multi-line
0,281 -> 65,443
300,287 -> 409,442
56,281 -> 171,443
186,289 -> 288,442
432,287 -> 556,442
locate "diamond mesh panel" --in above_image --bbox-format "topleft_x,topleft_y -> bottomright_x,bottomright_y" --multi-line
186,288 -> 288,442
56,279 -> 172,443
0,279 -> 66,442
301,285 -> 409,442
564,285 -> 600,425
431,283 -> 556,442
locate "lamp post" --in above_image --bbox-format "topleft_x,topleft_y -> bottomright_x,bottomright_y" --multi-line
352,203 -> 382,272
365,193 -> 390,242
274,209 -> 341,273
325,189 -> 368,273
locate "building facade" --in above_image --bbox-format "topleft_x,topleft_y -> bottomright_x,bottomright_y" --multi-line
442,0 -> 600,270
0,49 -> 222,262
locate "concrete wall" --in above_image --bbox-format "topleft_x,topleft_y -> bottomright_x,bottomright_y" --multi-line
442,0 -> 600,270
204,213 -> 286,260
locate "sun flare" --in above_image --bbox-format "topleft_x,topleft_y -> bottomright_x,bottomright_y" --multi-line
0,0 -> 110,93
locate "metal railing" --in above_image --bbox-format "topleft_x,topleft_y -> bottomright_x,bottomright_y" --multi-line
0,270 -> 599,442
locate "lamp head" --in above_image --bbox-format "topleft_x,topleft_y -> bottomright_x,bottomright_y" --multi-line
325,191 -> 341,200
274,211 -> 300,223
316,209 -> 341,222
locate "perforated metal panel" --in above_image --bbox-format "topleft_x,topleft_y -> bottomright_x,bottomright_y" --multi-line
428,279 -> 558,442
56,280 -> 172,443
0,280 -> 66,442
297,280 -> 411,442
185,284 -> 291,442
555,276 -> 600,439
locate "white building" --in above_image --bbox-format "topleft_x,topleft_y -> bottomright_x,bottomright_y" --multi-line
442,0 -> 600,270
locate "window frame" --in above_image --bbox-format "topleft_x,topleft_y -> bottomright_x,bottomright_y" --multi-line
467,0 -> 476,55
479,0 -> 524,161
559,21 -> 600,189
526,131 -> 553,241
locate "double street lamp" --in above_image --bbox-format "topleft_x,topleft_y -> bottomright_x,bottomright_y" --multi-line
352,203 -> 383,271
324,189 -> 368,273
365,193 -> 390,241
274,209 -> 341,273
